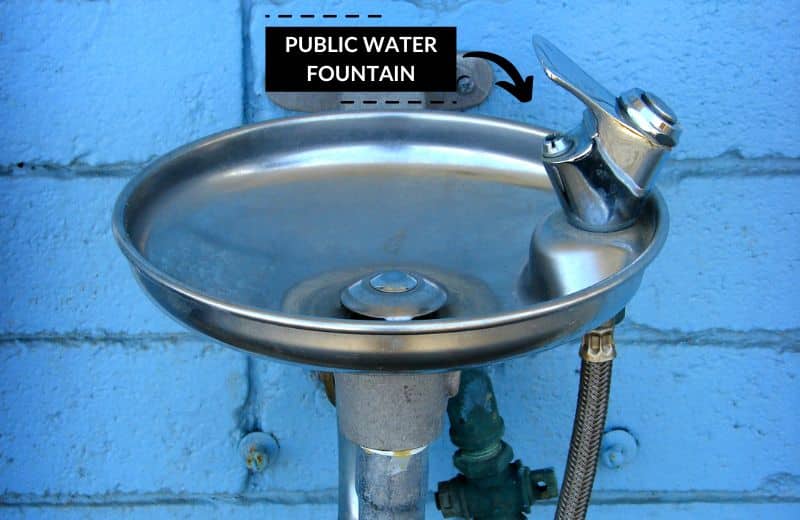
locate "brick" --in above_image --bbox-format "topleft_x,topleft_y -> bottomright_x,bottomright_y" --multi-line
0,340 -> 247,495
248,0 -> 800,159
0,1 -> 243,166
242,357 -> 339,492
628,174 -> 800,331
0,339 -> 339,497
0,177 -> 177,334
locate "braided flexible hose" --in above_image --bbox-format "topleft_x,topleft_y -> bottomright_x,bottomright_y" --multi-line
554,358 -> 613,520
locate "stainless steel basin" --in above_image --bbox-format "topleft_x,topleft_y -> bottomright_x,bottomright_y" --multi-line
113,111 -> 666,371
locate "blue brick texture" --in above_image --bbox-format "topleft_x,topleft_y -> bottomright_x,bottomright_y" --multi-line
0,0 -> 798,518
0,1 -> 243,165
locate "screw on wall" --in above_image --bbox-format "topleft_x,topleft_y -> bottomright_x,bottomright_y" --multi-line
456,74 -> 475,95
238,431 -> 279,472
600,428 -> 638,470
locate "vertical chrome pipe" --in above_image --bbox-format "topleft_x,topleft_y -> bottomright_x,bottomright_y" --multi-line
356,446 -> 429,520
338,425 -> 359,520
334,372 -> 459,519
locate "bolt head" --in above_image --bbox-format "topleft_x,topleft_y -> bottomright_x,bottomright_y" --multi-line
456,75 -> 475,95
238,431 -> 279,473
246,448 -> 268,472
601,446 -> 625,469
600,428 -> 638,470
543,134 -> 574,158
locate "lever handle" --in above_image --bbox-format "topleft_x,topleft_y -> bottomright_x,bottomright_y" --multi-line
533,35 -> 680,148
532,36 -> 681,232
532,35 -> 617,123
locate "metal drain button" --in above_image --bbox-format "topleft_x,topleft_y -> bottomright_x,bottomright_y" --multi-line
341,270 -> 447,321
370,271 -> 418,293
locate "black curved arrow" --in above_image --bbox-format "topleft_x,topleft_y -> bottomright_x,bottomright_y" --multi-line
463,51 -> 533,102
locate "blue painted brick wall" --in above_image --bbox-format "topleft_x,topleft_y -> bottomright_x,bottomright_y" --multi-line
1,1 -> 798,518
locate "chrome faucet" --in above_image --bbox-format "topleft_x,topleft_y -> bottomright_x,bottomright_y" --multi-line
533,36 -> 681,232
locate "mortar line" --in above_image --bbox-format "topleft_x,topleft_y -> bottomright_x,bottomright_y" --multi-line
0,332 -> 196,346
237,354 -> 259,492
239,0 -> 253,125
659,151 -> 800,187
0,162 -> 143,179
616,322 -> 800,351
1,488 -> 799,508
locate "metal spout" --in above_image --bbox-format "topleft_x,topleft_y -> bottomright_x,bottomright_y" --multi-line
534,36 -> 681,232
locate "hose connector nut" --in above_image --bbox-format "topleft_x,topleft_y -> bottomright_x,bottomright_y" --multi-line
579,321 -> 616,363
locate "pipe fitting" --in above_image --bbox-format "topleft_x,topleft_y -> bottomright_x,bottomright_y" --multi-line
579,320 -> 616,363
335,372 -> 458,519
335,372 -> 459,450
436,369 -> 557,519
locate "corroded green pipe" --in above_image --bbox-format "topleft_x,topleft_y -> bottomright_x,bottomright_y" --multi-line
436,369 -> 557,519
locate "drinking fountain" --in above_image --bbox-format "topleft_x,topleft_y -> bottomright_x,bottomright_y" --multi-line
113,37 -> 679,519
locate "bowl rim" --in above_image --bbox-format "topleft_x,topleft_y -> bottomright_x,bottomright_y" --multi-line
112,110 -> 668,337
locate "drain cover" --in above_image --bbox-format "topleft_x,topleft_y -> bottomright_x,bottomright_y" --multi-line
341,270 -> 447,321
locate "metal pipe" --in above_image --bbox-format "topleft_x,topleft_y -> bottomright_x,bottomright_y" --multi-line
338,425 -> 359,520
334,372 -> 459,519
554,322 -> 616,520
356,446 -> 429,520
436,369 -> 558,518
